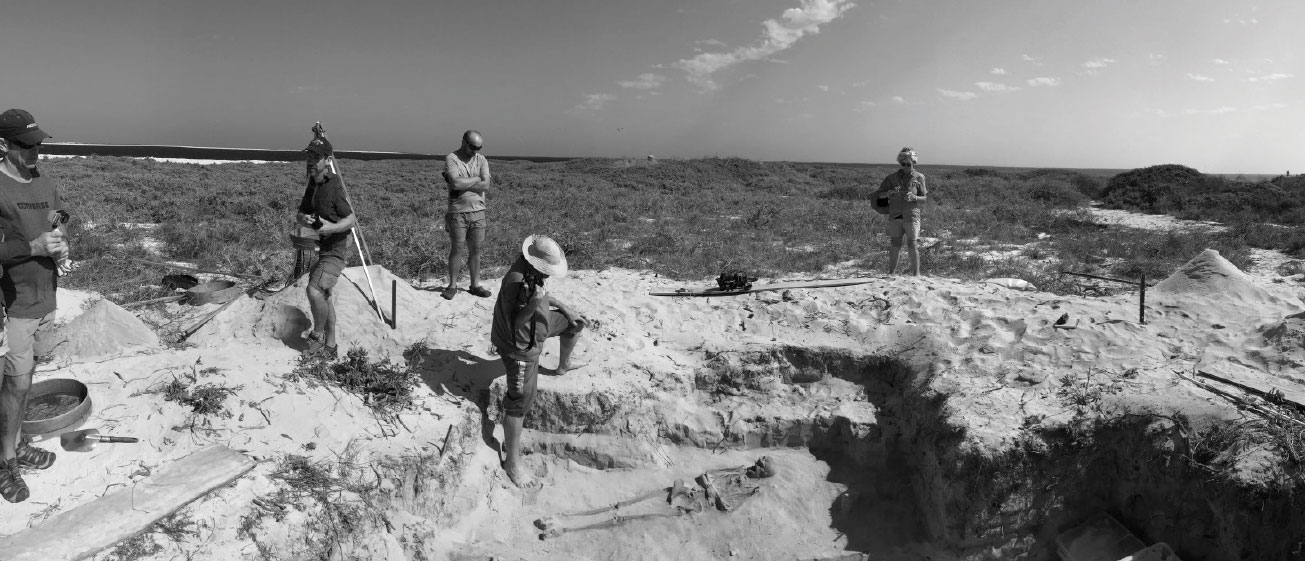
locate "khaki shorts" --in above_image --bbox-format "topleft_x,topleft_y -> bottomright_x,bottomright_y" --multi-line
886,216 -> 920,240
499,310 -> 583,418
4,312 -> 56,378
445,210 -> 487,243
309,253 -> 346,292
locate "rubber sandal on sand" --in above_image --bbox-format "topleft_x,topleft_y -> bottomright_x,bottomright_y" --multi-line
16,445 -> 55,470
0,460 -> 30,503
468,286 -> 492,298
441,286 -> 458,300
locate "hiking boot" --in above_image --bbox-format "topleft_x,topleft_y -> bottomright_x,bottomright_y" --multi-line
313,344 -> 339,361
16,444 -> 55,470
441,286 -> 459,300
468,285 -> 492,298
0,460 -> 30,503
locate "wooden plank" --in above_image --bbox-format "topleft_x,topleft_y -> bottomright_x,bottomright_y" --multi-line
1196,369 -> 1305,414
0,444 -> 255,561
650,277 -> 878,297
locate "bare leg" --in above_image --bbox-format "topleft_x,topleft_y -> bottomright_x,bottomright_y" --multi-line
324,289 -> 337,346
307,285 -> 331,343
555,331 -> 587,375
447,240 -> 465,291
906,239 -> 921,276
0,369 -> 31,462
502,415 -> 534,487
887,238 -> 903,275
467,226 -> 484,290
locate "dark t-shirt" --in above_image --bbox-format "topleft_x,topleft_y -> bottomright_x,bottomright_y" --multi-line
298,173 -> 354,259
0,171 -> 61,318
491,257 -> 551,361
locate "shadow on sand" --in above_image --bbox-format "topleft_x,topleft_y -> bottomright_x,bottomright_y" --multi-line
409,347 -> 506,455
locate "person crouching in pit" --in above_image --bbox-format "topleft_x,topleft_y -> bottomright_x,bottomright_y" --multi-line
490,235 -> 587,487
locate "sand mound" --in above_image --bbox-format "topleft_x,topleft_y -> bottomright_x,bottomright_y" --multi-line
48,296 -> 161,364
190,265 -> 468,360
1152,249 -> 1256,296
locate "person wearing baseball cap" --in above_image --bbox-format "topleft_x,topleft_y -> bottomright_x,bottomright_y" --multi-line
295,132 -> 356,360
0,109 -> 71,503
872,147 -> 929,276
490,235 -> 587,487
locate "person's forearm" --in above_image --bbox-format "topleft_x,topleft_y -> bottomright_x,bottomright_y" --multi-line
0,238 -> 30,264
317,214 -> 357,235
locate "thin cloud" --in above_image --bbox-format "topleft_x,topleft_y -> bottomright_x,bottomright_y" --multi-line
890,96 -> 904,104
674,0 -> 855,91
1187,73 -> 1215,82
1254,103 -> 1288,111
1247,73 -> 1293,82
570,93 -> 616,114
1026,77 -> 1061,87
618,73 -> 668,90
852,80 -> 869,87
854,100 -> 877,112
1021,54 -> 1042,66
975,82 -> 1020,93
990,68 -> 1007,75
817,84 -> 830,92
1148,53 -> 1167,66
937,88 -> 977,101
1212,58 -> 1230,65
1182,106 -> 1238,115
695,39 -> 727,48
1082,57 -> 1116,69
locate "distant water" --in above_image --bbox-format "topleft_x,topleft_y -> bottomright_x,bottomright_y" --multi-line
40,143 -> 573,164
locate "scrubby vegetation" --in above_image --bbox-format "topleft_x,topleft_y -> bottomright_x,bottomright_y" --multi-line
43,155 -> 1292,304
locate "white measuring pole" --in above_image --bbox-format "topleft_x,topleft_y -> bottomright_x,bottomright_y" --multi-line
328,158 -> 386,323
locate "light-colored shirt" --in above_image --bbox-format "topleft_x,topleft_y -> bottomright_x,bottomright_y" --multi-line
874,169 -> 928,221
444,152 -> 490,214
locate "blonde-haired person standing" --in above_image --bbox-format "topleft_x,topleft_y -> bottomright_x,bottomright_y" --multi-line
873,147 -> 928,276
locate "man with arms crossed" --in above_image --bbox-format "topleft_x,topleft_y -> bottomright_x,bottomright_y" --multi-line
874,147 -> 928,276
0,109 -> 70,503
441,130 -> 491,300
296,137 -> 356,360
491,235 -> 586,487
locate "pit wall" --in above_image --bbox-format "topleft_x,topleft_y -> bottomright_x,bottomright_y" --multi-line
483,344 -> 1305,561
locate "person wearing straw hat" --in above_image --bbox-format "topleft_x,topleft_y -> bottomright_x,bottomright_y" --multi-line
491,235 -> 587,487
439,130 -> 493,300
0,109 -> 71,503
873,147 -> 928,276
295,136 -> 356,359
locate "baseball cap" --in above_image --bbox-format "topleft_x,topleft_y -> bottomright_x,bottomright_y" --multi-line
304,137 -> 333,158
0,109 -> 51,145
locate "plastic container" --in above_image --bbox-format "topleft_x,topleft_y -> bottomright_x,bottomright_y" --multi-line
1055,513 -> 1147,561
1119,542 -> 1183,561
186,280 -> 241,305
22,378 -> 92,440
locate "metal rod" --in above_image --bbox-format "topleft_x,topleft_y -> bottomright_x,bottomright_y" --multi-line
1139,272 -> 1146,324
327,158 -> 385,323
1059,270 -> 1138,285
391,279 -> 397,330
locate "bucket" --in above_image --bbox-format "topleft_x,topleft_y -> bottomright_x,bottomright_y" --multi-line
290,223 -> 320,252
23,378 -> 92,440
186,280 -> 242,305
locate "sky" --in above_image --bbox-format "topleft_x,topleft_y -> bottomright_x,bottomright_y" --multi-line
1,0 -> 1301,173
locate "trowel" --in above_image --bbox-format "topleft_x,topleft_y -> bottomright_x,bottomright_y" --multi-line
59,429 -> 139,452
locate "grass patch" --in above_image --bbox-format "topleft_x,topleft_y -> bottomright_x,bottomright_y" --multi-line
287,348 -> 422,422
41,156 -> 1278,299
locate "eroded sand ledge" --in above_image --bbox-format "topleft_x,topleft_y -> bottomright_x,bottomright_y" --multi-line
3,250 -> 1303,560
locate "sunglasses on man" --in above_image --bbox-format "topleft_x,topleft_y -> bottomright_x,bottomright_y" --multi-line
10,139 -> 40,150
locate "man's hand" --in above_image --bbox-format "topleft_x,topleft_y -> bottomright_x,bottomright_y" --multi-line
296,213 -> 317,228
905,192 -> 918,203
29,230 -> 66,257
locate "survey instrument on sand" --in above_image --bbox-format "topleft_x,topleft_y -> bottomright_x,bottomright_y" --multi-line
650,277 -> 878,297
60,429 -> 139,453
1060,270 -> 1148,324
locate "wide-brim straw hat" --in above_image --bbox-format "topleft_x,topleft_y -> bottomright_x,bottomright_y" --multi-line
522,235 -> 568,278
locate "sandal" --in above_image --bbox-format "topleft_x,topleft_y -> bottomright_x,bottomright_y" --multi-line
16,445 -> 55,470
441,286 -> 458,300
468,286 -> 492,298
0,460 -> 30,503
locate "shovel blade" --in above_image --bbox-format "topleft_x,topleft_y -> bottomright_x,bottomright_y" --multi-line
60,428 -> 101,452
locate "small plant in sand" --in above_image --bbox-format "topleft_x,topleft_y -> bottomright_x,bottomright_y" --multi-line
161,378 -> 241,416
288,348 -> 422,421
102,511 -> 197,561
